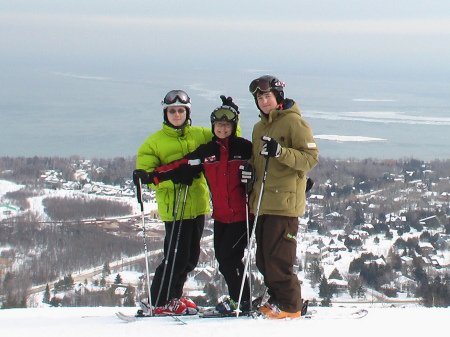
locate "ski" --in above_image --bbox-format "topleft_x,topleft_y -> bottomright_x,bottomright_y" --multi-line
199,299 -> 310,319
198,310 -> 257,319
115,311 -> 188,324
116,311 -> 138,322
302,308 -> 368,320
199,307 -> 368,320
201,309 -> 367,320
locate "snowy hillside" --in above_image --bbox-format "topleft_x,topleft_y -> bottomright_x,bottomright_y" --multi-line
1,177 -> 446,306
0,305 -> 444,337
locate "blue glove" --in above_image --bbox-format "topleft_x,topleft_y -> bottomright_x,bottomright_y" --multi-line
260,136 -> 282,158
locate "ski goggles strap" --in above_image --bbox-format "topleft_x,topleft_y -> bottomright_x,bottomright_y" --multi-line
162,90 -> 191,105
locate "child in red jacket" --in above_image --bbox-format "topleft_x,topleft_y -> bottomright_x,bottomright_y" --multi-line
134,99 -> 253,314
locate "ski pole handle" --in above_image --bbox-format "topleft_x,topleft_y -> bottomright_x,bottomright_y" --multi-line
136,179 -> 144,212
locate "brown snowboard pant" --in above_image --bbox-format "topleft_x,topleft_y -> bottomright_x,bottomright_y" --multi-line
255,214 -> 302,313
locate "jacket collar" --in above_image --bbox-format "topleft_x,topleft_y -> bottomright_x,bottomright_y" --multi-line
260,99 -> 300,123
162,122 -> 190,137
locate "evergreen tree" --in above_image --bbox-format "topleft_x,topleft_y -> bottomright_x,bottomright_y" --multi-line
347,276 -> 358,298
115,274 -> 123,284
64,274 -> 74,290
421,276 -> 450,307
2,272 -> 28,308
321,297 -> 331,307
319,276 -> 331,298
43,284 -> 51,304
102,262 -> 111,277
203,283 -> 218,305
123,286 -> 136,307
309,260 -> 323,287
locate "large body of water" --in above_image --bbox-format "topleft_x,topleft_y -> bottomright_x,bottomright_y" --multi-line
2,68 -> 449,161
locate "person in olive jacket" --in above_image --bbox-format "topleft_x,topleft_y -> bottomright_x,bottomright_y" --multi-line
242,75 -> 319,319
141,103 -> 253,314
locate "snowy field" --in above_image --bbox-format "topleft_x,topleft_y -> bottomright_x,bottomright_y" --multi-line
0,305 -> 445,337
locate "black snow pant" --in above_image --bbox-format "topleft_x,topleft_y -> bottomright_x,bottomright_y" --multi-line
151,215 -> 205,307
214,220 -> 250,303
255,214 -> 302,313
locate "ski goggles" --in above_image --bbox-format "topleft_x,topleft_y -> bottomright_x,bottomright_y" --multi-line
249,78 -> 285,95
162,90 -> 191,105
211,106 -> 238,122
249,78 -> 272,94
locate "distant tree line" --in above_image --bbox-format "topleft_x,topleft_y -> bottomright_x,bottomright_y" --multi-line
0,156 -> 74,185
42,196 -> 132,221
2,155 -> 449,193
0,155 -> 136,186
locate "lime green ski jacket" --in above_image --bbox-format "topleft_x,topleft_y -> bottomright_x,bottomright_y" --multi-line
136,123 -> 212,222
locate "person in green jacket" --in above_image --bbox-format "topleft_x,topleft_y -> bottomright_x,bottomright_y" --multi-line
241,75 -> 319,319
134,90 -> 241,315
134,89 -> 211,315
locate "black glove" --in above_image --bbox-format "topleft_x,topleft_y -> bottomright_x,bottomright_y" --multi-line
220,95 -> 239,113
170,163 -> 198,186
260,136 -> 282,158
239,162 -> 255,192
133,169 -> 155,185
306,177 -> 314,193
239,162 -> 254,184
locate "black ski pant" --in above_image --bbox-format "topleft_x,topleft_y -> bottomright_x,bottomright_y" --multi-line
214,220 -> 250,303
255,214 -> 302,313
151,215 -> 204,307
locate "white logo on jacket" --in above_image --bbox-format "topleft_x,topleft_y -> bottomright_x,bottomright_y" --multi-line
204,155 -> 216,163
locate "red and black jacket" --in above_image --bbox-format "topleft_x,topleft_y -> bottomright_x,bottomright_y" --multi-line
153,135 -> 252,223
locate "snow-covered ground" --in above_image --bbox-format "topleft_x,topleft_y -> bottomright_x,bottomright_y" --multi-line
0,180 -> 24,195
2,178 -> 443,304
1,178 -> 447,334
0,305 -> 444,337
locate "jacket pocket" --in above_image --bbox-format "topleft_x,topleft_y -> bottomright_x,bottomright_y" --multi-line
261,189 -> 293,211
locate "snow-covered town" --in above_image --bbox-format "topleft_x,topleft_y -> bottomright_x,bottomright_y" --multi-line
1,156 -> 449,310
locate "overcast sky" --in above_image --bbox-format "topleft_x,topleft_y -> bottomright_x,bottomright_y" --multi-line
1,1 -> 450,158
2,0 -> 450,81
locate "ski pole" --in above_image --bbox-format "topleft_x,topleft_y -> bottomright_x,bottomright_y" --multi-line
155,184 -> 183,307
236,156 -> 270,317
165,184 -> 189,303
244,181 -> 253,311
136,178 -> 154,316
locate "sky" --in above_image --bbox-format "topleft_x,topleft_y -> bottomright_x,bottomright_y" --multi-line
3,0 -> 450,78
1,1 -> 450,159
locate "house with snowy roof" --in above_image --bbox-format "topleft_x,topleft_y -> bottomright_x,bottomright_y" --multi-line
418,242 -> 435,256
305,240 -> 328,262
